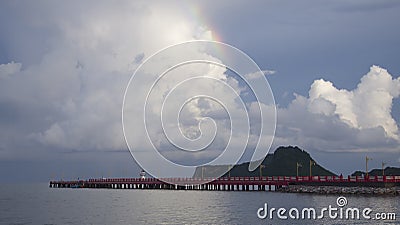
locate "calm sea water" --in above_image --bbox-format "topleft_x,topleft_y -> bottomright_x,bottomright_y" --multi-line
0,183 -> 398,225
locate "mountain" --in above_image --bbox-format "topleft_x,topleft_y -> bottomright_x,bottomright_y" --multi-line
193,146 -> 336,178
351,167 -> 400,177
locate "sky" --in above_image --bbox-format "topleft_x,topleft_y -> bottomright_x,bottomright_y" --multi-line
0,0 -> 400,182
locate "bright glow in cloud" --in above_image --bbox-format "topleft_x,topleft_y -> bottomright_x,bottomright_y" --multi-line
0,2 -> 216,153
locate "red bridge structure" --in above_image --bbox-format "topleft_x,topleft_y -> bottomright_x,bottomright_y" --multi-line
50,175 -> 400,191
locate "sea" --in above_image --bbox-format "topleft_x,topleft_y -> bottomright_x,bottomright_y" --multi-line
0,183 -> 398,225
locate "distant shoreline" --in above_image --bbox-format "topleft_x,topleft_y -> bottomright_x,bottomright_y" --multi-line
279,185 -> 400,196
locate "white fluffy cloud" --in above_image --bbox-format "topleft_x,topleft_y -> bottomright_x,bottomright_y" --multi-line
275,65 -> 400,152
309,65 -> 400,139
0,2 -> 215,153
0,1 -> 277,174
1,1 -> 267,166
0,61 -> 21,79
244,69 -> 276,80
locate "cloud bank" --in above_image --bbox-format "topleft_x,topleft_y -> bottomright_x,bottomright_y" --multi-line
0,1 -> 398,172
0,2 -> 214,153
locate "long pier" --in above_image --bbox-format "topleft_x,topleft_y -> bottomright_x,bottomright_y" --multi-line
50,175 -> 400,191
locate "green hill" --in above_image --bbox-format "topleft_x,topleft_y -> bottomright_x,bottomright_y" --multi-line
193,146 -> 336,178
351,167 -> 400,176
